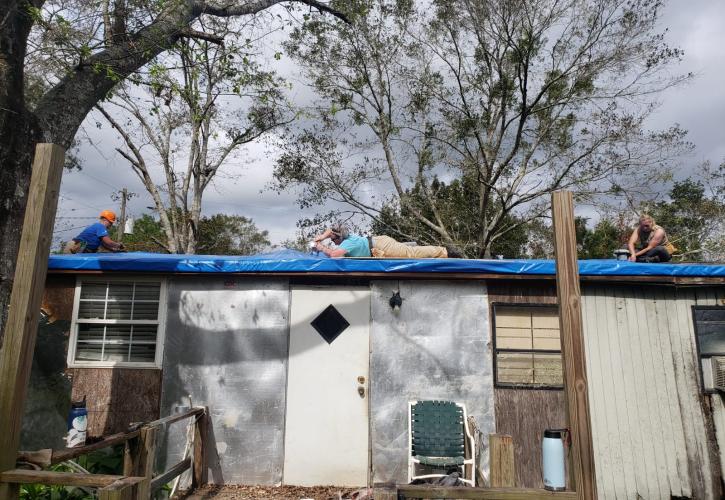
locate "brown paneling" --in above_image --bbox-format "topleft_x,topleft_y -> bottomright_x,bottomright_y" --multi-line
71,369 -> 161,437
42,275 -> 75,323
494,388 -> 567,488
487,281 -> 558,305
489,282 -> 565,488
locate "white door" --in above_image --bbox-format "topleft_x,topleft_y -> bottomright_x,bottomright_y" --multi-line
283,286 -> 370,486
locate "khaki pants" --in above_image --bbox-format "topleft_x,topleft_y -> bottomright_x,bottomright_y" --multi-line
371,235 -> 447,258
63,240 -> 82,254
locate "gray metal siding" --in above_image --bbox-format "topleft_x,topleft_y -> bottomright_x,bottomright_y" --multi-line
369,280 -> 495,484
159,277 -> 290,485
582,285 -> 724,499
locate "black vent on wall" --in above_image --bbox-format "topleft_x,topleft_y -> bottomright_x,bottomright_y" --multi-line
310,305 -> 350,344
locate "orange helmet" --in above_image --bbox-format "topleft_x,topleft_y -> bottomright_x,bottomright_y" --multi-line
99,210 -> 116,223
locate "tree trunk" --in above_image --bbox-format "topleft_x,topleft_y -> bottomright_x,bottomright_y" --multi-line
0,4 -> 43,349
0,124 -> 42,350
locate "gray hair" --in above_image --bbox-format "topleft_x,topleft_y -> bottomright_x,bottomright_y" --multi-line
330,223 -> 349,241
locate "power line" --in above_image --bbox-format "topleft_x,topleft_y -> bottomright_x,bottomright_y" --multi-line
59,194 -> 105,212
76,169 -> 119,190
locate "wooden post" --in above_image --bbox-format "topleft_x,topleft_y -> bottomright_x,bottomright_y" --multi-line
551,191 -> 597,500
191,407 -> 208,488
123,436 -> 140,476
0,144 -> 65,499
98,477 -> 148,500
122,426 -> 156,499
489,434 -> 515,488
135,426 -> 156,500
373,485 -> 398,500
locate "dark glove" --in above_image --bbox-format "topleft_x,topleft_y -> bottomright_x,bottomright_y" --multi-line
116,243 -> 126,252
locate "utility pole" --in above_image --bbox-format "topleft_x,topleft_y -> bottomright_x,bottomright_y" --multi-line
114,189 -> 135,243
118,188 -> 128,244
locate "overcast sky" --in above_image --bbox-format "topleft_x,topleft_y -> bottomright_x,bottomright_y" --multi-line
51,1 -> 725,251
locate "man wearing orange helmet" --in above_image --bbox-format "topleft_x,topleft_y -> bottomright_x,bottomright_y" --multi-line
63,210 -> 125,254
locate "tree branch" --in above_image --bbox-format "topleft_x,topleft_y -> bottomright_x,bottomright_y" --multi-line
178,27 -> 224,45
35,0 -> 347,146
192,0 -> 349,23
149,234 -> 172,254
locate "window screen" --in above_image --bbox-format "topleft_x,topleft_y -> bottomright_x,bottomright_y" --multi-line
493,304 -> 563,388
71,280 -> 164,366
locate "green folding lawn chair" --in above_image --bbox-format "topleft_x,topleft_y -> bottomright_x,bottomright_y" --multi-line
408,400 -> 475,486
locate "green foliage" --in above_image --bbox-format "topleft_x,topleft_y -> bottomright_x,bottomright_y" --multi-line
115,213 -> 271,255
370,174 -> 530,258
72,446 -> 124,475
197,214 -> 271,255
113,214 -> 168,253
575,217 -> 628,259
646,176 -> 725,261
278,235 -> 311,252
20,446 -> 124,499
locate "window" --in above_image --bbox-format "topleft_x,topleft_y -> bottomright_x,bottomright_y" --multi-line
492,304 -> 563,388
68,279 -> 167,368
693,306 -> 725,393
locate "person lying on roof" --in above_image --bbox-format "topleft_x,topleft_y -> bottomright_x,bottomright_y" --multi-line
63,210 -> 125,254
312,223 -> 463,258
627,214 -> 676,263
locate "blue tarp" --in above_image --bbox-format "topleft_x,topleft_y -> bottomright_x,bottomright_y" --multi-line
47,250 -> 725,277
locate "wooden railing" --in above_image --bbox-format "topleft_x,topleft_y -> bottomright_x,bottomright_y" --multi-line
2,406 -> 207,499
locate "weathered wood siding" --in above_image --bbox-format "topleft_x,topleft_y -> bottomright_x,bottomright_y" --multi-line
488,282 -> 567,488
581,284 -> 724,499
71,368 -> 162,437
41,275 -> 75,322
712,395 -> 725,483
494,388 -> 567,488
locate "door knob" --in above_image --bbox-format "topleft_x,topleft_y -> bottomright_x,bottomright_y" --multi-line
358,386 -> 365,397
357,376 -> 366,384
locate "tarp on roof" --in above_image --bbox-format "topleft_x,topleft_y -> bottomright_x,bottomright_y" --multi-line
47,250 -> 725,277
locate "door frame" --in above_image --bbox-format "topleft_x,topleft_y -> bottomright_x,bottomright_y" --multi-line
282,284 -> 373,486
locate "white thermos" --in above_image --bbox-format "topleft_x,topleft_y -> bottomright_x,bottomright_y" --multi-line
542,429 -> 566,491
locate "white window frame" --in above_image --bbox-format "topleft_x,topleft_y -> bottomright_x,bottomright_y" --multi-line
67,276 -> 168,369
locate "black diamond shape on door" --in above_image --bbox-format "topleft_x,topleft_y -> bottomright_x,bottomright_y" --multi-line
310,305 -> 350,344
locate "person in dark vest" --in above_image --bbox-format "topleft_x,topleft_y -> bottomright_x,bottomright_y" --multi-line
63,210 -> 125,254
627,214 -> 676,262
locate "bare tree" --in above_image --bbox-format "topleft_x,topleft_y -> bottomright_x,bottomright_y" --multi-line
275,0 -> 692,257
96,20 -> 287,253
0,0 -> 346,345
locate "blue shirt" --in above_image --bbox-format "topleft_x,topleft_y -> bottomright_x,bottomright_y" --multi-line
338,235 -> 371,257
74,222 -> 108,251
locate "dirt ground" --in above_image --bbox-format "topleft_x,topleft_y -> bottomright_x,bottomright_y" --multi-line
175,484 -> 372,500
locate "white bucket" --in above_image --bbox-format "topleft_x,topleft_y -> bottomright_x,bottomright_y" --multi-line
613,249 -> 630,261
